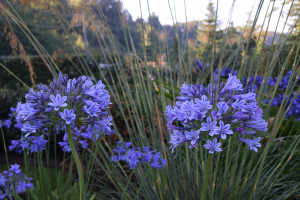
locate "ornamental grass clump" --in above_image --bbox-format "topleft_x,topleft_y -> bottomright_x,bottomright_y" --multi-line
9,73 -> 114,200
165,60 -> 268,199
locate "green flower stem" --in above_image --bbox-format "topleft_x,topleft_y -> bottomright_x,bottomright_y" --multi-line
121,168 -> 135,200
201,153 -> 213,200
134,167 -> 150,200
67,124 -> 84,200
196,145 -> 199,187
1,128 -> 9,170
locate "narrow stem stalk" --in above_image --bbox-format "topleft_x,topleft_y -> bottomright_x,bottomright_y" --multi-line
201,153 -> 213,200
67,124 -> 84,200
121,168 -> 135,200
1,128 -> 10,170
196,145 -> 199,187
134,167 -> 150,200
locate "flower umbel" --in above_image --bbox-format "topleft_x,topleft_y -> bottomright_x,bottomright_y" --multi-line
165,60 -> 268,154
10,73 -> 115,153
111,141 -> 167,170
0,163 -> 34,200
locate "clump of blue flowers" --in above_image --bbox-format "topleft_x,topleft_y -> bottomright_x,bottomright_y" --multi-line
9,73 -> 115,153
0,119 -> 12,129
215,67 -> 300,121
165,64 -> 268,153
111,141 -> 167,169
0,164 -> 34,199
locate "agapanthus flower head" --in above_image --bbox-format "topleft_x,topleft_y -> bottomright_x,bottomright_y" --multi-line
165,63 -> 268,154
0,163 -> 34,199
207,67 -> 300,122
11,135 -> 48,154
111,141 -> 167,170
3,119 -> 12,129
10,73 -> 115,153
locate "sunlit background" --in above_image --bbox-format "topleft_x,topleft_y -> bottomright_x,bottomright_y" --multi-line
122,0 -> 290,32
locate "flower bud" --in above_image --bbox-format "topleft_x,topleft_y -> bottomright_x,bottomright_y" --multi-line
206,62 -> 210,69
196,59 -> 203,71
214,74 -> 218,83
219,82 -> 223,90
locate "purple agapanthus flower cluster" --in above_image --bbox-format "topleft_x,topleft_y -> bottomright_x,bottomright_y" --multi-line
213,68 -> 238,77
0,164 -> 34,199
0,119 -> 12,129
266,91 -> 300,121
111,141 -> 167,169
9,135 -> 48,154
215,67 -> 300,121
165,62 -> 268,154
242,75 -> 276,93
9,73 -> 115,153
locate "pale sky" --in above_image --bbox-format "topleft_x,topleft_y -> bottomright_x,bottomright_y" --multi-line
121,0 -> 294,33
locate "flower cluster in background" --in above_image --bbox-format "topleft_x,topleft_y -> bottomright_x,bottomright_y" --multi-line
0,164 -> 34,199
0,119 -> 12,129
214,68 -> 300,121
8,73 -> 115,153
165,60 -> 268,154
213,67 -> 238,77
111,141 -> 167,169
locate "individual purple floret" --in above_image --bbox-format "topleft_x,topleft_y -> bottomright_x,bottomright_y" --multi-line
165,60 -> 268,154
9,73 -> 115,153
48,94 -> 68,111
231,92 -> 256,102
0,163 -> 34,200
185,129 -> 201,149
200,117 -> 218,136
169,130 -> 189,153
10,164 -> 21,174
195,95 -> 212,112
217,102 -> 229,115
0,176 -> 7,186
58,142 -> 71,152
16,102 -> 40,122
220,74 -> 243,94
59,109 -> 76,124
238,137 -> 261,152
82,100 -> 101,117
214,120 -> 233,139
204,138 -> 222,154
111,141 -> 167,170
